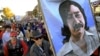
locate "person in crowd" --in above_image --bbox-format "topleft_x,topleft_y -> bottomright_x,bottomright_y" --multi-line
17,24 -> 25,37
11,22 -> 17,31
0,26 -> 5,56
4,31 -> 28,56
2,25 -> 11,46
57,0 -> 99,56
16,27 -> 24,40
30,30 -> 52,56
25,26 -> 33,48
0,26 -> 5,41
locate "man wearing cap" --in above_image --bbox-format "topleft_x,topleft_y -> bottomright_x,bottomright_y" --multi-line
4,31 -> 28,56
30,30 -> 52,56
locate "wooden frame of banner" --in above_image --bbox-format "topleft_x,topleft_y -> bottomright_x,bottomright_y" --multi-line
38,0 -> 56,56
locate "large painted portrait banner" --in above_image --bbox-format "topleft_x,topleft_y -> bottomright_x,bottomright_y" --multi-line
39,0 -> 100,56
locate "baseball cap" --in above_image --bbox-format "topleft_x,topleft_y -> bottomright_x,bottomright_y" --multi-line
10,31 -> 17,37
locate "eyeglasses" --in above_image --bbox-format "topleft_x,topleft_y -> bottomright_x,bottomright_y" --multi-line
34,37 -> 43,40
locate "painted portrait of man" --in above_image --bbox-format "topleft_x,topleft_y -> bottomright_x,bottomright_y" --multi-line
57,0 -> 100,56
39,0 -> 100,56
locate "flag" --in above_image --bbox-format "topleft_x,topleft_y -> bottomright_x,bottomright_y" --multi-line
39,0 -> 99,55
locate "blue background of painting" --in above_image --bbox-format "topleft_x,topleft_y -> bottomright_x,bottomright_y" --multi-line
39,0 -> 95,53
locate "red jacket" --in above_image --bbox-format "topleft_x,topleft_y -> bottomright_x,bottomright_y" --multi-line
92,48 -> 99,56
4,40 -> 28,56
0,30 -> 5,39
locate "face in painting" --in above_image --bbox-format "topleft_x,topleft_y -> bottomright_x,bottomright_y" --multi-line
66,5 -> 85,37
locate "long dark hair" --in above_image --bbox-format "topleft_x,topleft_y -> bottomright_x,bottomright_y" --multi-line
59,0 -> 89,42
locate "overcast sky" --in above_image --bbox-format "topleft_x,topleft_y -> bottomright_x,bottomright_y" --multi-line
0,0 -> 38,16
0,0 -> 98,16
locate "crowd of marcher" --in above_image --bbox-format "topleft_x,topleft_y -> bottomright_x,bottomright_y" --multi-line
0,18 -> 53,56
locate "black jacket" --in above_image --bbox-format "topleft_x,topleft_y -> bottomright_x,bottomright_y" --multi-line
30,40 -> 52,56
